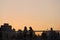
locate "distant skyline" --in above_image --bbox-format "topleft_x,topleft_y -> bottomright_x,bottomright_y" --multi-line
0,0 -> 60,30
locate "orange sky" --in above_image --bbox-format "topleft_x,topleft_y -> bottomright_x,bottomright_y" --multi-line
0,0 -> 60,31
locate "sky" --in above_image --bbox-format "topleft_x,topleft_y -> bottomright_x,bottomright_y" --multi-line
0,0 -> 60,31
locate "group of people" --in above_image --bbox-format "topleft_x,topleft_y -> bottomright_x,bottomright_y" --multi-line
0,23 -> 60,40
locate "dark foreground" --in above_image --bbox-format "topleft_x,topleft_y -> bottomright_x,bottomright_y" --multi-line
0,23 -> 60,40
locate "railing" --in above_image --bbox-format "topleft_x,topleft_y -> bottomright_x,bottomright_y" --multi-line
34,30 -> 60,32
0,30 -> 60,32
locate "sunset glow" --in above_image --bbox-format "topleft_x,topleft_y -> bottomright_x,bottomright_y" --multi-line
0,0 -> 60,31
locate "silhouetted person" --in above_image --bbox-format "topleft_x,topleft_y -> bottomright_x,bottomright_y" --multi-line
0,23 -> 13,40
29,26 -> 35,40
48,28 -> 59,40
11,28 -> 16,40
23,26 -> 28,40
0,28 -> 2,40
16,29 -> 23,40
41,31 -> 47,40
0,23 -> 60,40
1,23 -> 12,31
